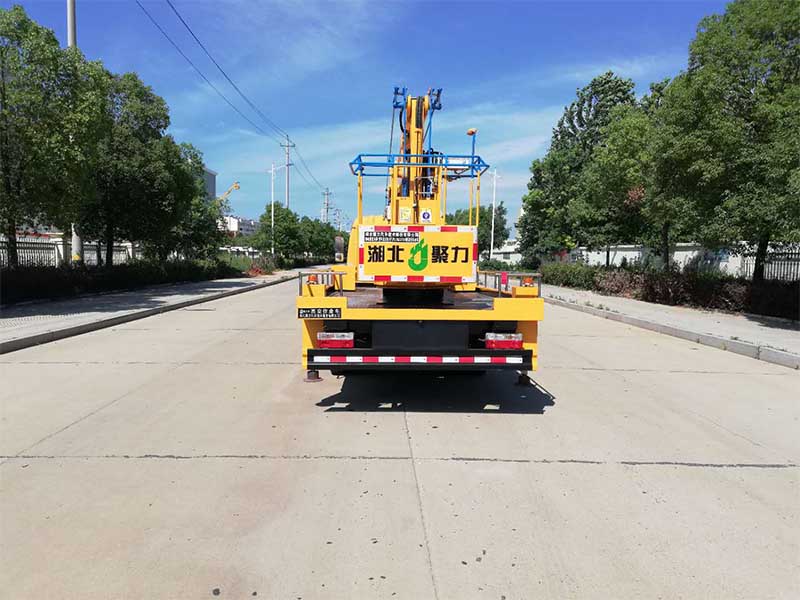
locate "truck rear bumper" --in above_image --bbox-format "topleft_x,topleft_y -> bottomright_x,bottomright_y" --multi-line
307,348 -> 532,371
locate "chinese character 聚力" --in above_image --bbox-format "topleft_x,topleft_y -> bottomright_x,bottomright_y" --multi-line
432,245 -> 449,263
452,246 -> 470,263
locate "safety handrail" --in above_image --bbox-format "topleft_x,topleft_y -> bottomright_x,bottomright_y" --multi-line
476,270 -> 542,296
298,271 -> 344,296
350,153 -> 489,178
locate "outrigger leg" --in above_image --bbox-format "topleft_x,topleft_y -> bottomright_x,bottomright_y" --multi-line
304,369 -> 323,383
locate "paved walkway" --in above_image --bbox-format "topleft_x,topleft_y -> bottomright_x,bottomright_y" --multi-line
542,284 -> 799,364
0,271 -> 299,353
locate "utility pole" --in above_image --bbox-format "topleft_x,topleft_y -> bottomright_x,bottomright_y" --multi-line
490,168 -> 498,260
270,162 -> 275,256
280,135 -> 295,209
67,0 -> 83,265
321,188 -> 331,223
270,162 -> 288,255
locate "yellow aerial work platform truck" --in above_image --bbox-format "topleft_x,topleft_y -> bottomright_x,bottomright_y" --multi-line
297,87 -> 543,382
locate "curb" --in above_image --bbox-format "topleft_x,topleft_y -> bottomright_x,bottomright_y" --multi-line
543,296 -> 800,370
0,273 -> 299,355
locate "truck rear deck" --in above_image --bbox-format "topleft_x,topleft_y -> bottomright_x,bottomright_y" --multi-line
298,271 -> 543,375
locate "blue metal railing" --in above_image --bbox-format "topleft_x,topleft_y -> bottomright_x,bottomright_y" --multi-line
349,153 -> 490,178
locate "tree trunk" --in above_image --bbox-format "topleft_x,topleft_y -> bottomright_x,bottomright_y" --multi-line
105,225 -> 114,267
605,246 -> 611,267
4,222 -> 18,269
96,241 -> 103,267
661,222 -> 670,272
752,234 -> 769,283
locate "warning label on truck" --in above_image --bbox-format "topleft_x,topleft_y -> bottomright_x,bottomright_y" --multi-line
363,230 -> 420,244
298,307 -> 341,319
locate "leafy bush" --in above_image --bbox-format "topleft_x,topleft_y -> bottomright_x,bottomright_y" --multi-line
251,255 -> 276,274
1,259 -> 244,305
478,258 -> 513,271
219,253 -> 255,272
541,261 -> 798,320
541,262 -> 598,289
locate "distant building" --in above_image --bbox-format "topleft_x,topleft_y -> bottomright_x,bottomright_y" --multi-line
492,239 -> 522,264
221,215 -> 258,237
203,167 -> 217,200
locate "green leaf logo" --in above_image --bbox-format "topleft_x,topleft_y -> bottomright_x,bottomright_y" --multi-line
408,238 -> 429,271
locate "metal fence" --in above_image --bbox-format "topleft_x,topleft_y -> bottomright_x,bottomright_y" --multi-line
0,239 -> 58,267
82,243 -> 132,266
0,238 -> 132,267
741,252 -> 800,281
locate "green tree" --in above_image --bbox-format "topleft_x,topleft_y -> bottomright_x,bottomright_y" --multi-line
299,216 -> 338,261
254,203 -> 303,260
170,143 -> 226,261
0,6 -> 104,267
572,83 -> 673,267
518,72 -> 636,263
552,71 -> 637,156
570,106 -> 649,261
654,0 -> 800,280
447,202 -> 509,256
137,136 -> 201,261
78,71 -> 172,265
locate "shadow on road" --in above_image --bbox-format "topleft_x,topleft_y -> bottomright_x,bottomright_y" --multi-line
317,371 -> 556,414
743,312 -> 800,331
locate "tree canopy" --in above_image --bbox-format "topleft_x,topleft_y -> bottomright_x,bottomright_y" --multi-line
1,5 -> 227,268
517,0 -> 800,280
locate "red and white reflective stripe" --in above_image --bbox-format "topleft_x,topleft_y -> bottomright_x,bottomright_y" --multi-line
366,275 -> 474,283
312,355 -> 523,365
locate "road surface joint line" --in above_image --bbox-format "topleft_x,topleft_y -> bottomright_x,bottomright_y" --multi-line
0,274 -> 300,355
0,361 -> 190,466
2,454 -> 796,469
543,366 -> 789,375
403,411 -> 440,600
543,296 -> 800,370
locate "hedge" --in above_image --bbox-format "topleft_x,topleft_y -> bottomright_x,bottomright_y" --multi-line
1,259 -> 246,305
541,262 -> 799,320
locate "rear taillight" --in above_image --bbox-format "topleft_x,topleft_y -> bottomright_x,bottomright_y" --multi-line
317,331 -> 354,348
485,332 -> 523,349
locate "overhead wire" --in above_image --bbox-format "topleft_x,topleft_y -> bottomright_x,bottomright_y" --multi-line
135,0 -> 281,144
164,0 -> 328,194
140,0 -> 331,208
292,164 -> 317,191
164,0 -> 288,140
293,146 -> 325,190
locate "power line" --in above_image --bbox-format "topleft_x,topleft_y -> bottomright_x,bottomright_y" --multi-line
134,0 -> 280,144
163,0 -> 330,194
164,0 -> 288,141
292,163 -> 317,191
294,146 -> 325,190
142,0 -> 330,207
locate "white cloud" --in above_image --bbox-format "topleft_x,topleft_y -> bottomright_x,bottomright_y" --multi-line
553,53 -> 684,84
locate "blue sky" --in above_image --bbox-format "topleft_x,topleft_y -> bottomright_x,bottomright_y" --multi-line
13,0 -> 728,230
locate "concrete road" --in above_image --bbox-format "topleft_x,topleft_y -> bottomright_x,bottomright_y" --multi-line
1,279 -> 798,599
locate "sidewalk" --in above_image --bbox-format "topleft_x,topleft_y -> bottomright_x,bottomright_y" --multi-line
0,271 -> 299,354
541,284 -> 800,369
